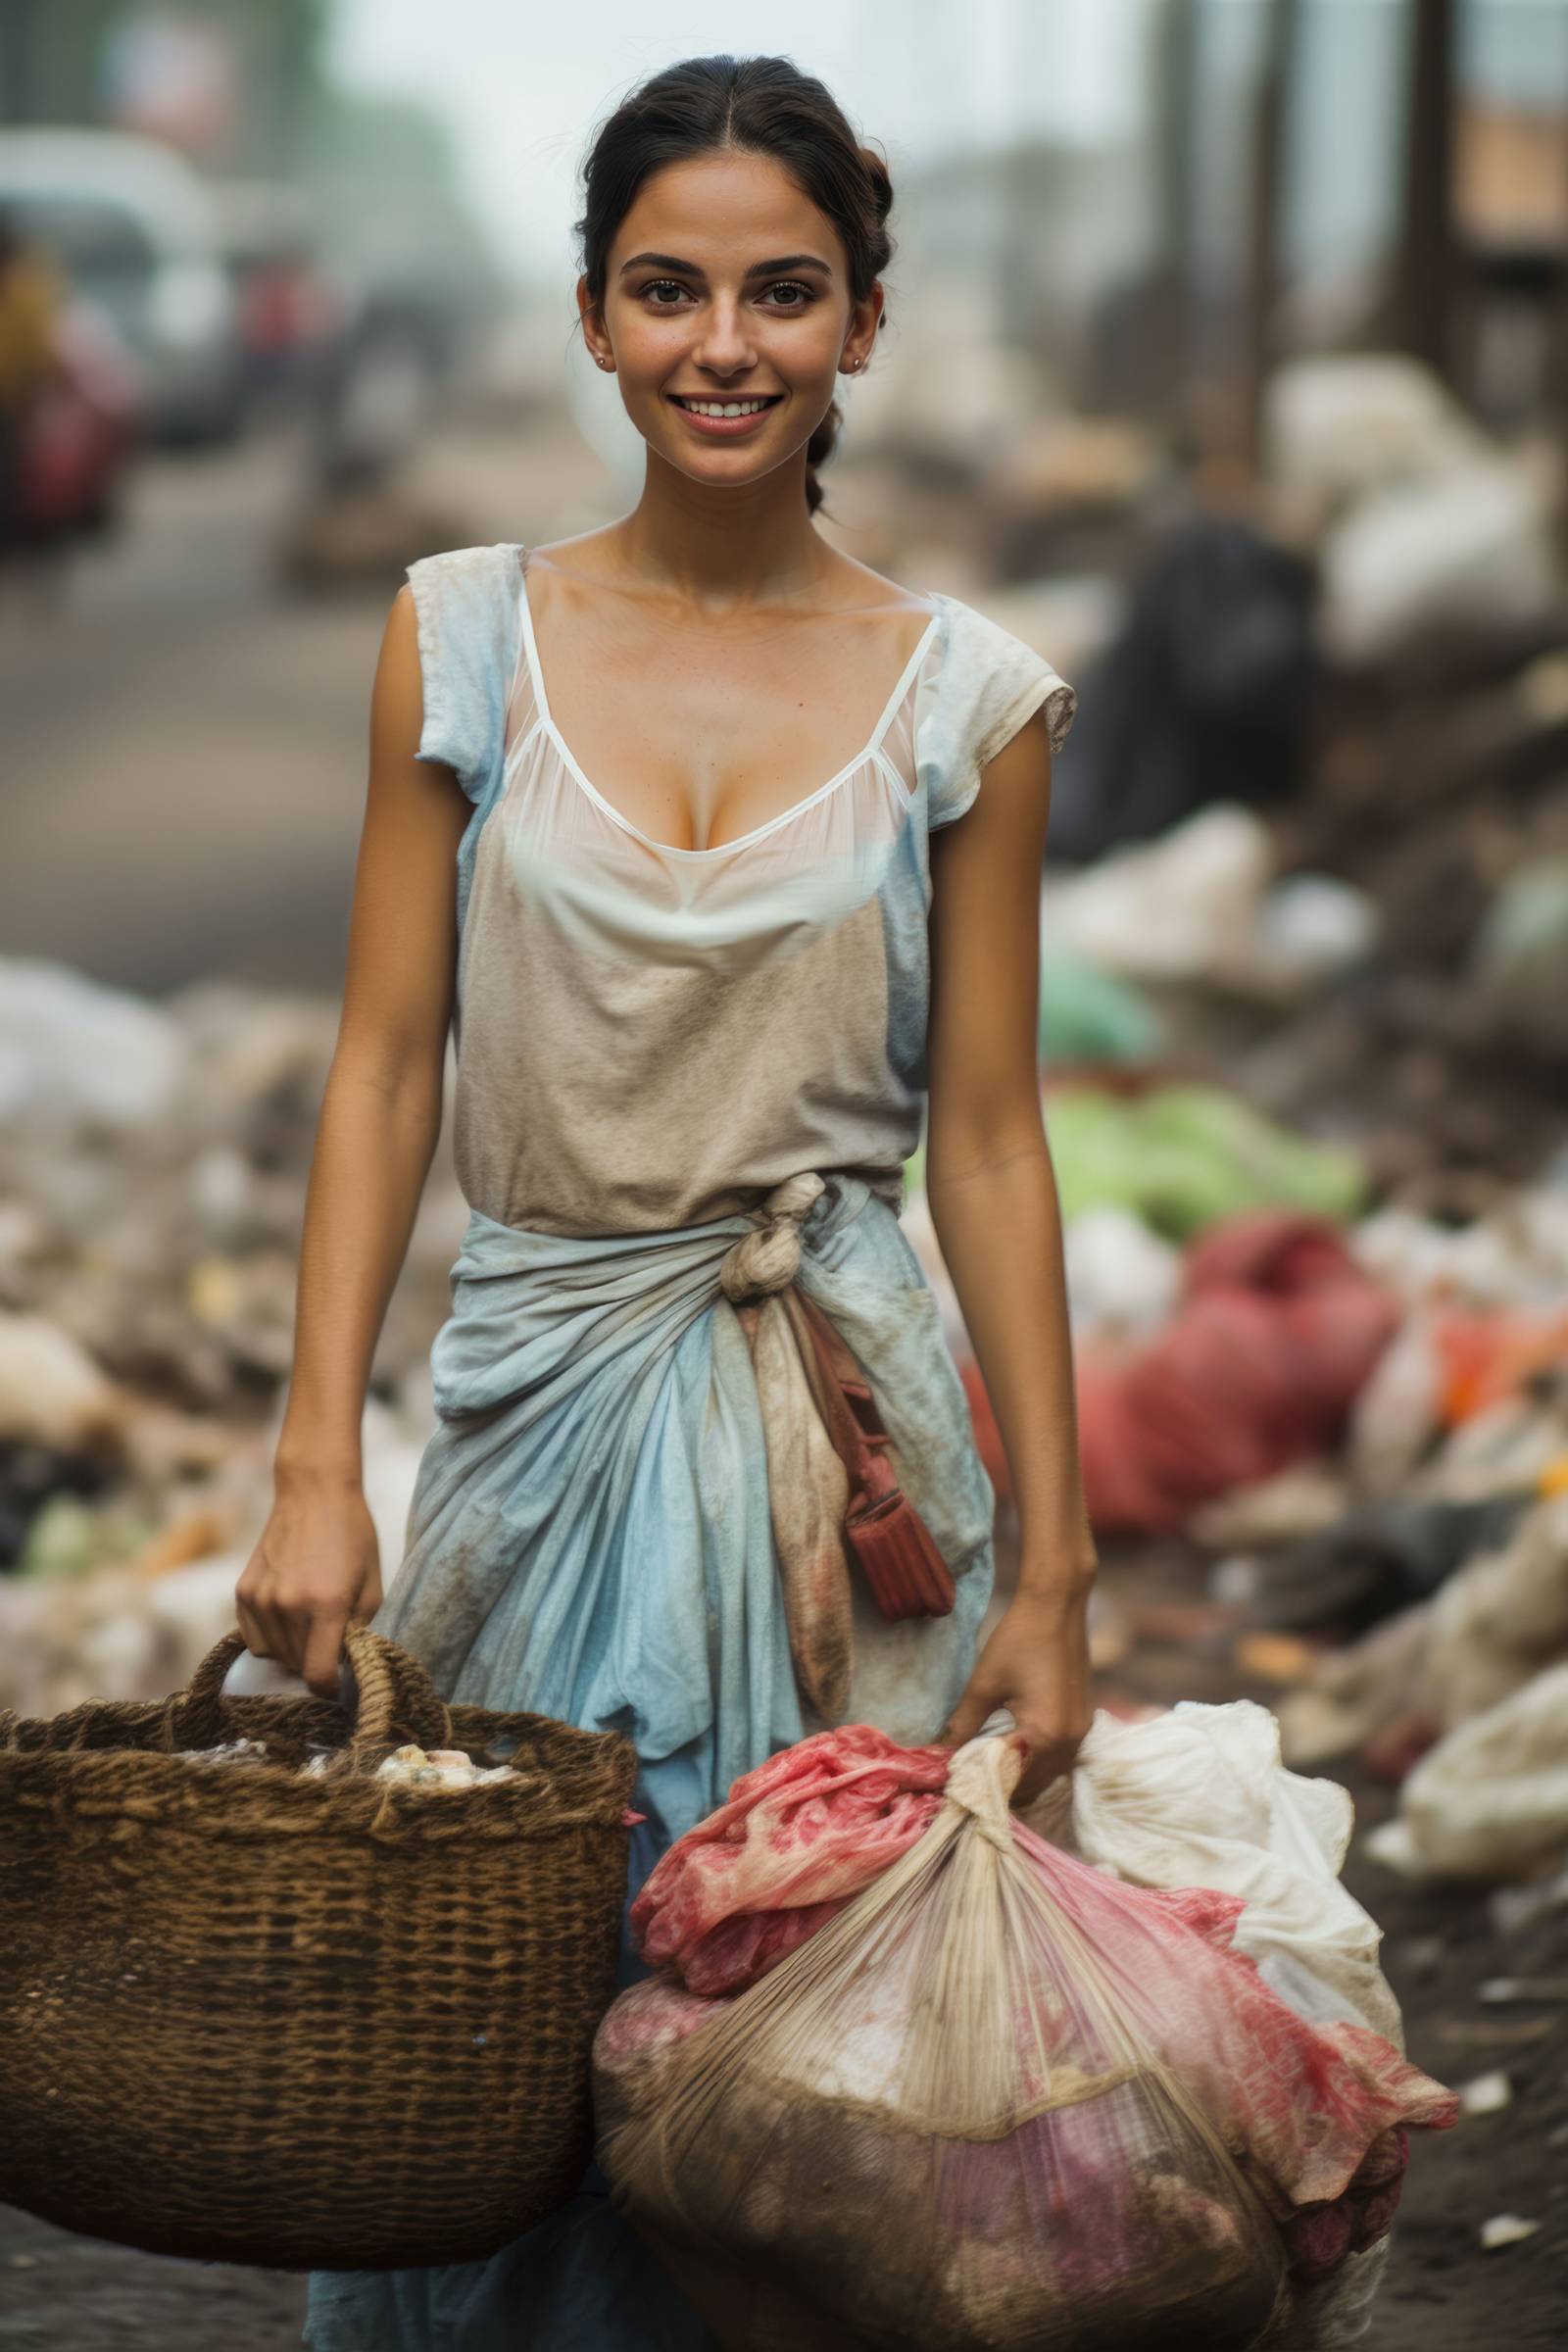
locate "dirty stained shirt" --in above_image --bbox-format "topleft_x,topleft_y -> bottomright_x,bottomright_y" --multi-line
405,541 -> 1077,1240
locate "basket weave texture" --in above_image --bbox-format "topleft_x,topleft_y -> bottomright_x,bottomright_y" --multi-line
0,1625 -> 638,2270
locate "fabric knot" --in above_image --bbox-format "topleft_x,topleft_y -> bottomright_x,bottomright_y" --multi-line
940,1721 -> 1026,1848
718,1172 -> 827,1304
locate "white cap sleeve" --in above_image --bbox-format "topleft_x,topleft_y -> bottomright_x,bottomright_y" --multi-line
916,594 -> 1076,832
403,543 -> 524,806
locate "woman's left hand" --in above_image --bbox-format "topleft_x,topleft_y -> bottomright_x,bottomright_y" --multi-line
938,1581 -> 1094,1805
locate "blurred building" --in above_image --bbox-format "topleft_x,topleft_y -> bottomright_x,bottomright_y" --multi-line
1,1 -> 325,174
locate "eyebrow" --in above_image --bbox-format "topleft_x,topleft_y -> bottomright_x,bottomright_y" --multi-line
617,251 -> 834,280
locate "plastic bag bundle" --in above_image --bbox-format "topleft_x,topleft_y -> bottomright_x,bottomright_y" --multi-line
596,1729 -> 1455,2352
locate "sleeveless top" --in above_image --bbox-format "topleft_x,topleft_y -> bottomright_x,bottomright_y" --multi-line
405,542 -> 1076,1239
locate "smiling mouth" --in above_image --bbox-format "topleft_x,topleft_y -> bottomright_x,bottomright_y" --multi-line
667,394 -> 784,417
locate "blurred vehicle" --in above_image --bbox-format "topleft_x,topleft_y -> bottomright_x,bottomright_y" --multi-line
16,293 -> 145,547
0,128 -> 242,447
211,176 -> 472,478
209,178 -> 348,421
303,278 -> 471,491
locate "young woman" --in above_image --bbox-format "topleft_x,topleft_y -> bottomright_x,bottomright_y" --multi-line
237,51 -> 1095,2352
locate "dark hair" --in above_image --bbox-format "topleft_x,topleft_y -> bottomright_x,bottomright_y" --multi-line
575,54 -> 894,514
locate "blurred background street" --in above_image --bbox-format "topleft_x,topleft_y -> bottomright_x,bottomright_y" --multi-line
2,0 -> 1567,2345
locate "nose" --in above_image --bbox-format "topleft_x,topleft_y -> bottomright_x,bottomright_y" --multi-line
691,296 -> 757,379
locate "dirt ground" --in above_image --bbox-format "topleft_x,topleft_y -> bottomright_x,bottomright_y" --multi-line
1339,1812 -> 1567,2351
3,1561 -> 1561,2349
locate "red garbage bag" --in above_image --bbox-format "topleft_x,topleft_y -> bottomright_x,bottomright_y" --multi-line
1075,1212 -> 1397,1534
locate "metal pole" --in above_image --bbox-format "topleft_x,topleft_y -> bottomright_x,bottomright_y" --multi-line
1239,0 -> 1301,477
1392,0 -> 1459,383
1154,0 -> 1199,429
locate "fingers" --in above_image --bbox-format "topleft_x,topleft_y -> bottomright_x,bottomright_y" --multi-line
234,1588 -> 269,1661
938,1688 -> 992,1750
1011,1734 -> 1085,1807
235,1566 -> 283,1665
301,1609 -> 350,1700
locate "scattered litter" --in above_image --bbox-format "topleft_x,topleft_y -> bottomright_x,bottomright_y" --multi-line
1277,1494 -> 1568,1777
1490,1866 -> 1568,1937
1063,1206 -> 1182,1342
1458,2071 -> 1513,2117
1233,1633 -> 1320,1686
1364,1658 -> 1568,1883
0,956 -> 186,1127
1076,1213 -> 1396,1534
1046,1081 -> 1368,1240
1437,2019 -> 1555,2049
1479,2213 -> 1542,2251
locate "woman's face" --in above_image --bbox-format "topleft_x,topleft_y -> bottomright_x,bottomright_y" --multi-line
580,148 -> 880,493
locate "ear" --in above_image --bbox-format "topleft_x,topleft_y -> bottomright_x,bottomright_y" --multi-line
841,281 -> 885,376
576,273 -> 613,371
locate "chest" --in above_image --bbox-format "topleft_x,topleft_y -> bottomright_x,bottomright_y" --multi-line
518,567 -> 936,858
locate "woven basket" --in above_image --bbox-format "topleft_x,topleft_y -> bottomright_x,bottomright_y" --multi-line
0,1625 -> 638,2270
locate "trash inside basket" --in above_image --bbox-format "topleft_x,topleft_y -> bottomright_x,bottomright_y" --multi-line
0,1626 -> 637,2270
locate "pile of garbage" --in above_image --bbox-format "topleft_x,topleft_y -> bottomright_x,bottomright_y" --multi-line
906,1066 -> 1567,1895
0,955 -> 462,1719
897,354 -> 1567,1901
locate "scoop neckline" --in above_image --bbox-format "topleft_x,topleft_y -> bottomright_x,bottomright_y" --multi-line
513,558 -> 945,862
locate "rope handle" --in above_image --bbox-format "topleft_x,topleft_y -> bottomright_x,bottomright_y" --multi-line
158,1625 -> 454,1761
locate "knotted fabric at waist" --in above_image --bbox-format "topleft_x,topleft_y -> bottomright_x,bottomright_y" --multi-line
427,1170 -> 972,1722
715,1170 -> 831,1305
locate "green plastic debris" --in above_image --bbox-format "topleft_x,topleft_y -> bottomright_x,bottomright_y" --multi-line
17,1493 -> 158,1582
1473,858 -> 1568,998
1039,947 -> 1164,1066
1043,1084 -> 1367,1239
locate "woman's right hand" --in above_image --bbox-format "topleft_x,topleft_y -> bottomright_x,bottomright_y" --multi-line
235,1476 -> 383,1698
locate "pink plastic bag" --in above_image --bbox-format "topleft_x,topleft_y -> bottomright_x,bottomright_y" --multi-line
598,1727 -> 1456,2352
630,1723 -> 948,1995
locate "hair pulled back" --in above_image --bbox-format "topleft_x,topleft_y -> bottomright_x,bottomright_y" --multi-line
576,54 -> 894,515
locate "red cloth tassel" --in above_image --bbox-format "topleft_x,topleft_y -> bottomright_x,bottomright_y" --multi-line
784,1289 -> 956,1623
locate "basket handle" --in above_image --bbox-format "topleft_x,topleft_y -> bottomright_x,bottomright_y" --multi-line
340,1625 -> 454,1758
159,1626 -> 454,1758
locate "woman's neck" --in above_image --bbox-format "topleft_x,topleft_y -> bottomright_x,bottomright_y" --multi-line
605,448 -> 837,613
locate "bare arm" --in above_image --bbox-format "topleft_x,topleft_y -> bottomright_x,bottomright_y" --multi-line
924,709 -> 1097,1797
236,585 -> 471,1692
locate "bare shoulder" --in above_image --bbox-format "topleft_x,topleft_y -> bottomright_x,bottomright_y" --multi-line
524,527 -> 621,581
817,549 -> 937,624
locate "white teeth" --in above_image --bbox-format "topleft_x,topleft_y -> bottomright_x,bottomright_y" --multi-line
678,398 -> 771,416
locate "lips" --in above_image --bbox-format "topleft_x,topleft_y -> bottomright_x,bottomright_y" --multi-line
665,392 -> 785,442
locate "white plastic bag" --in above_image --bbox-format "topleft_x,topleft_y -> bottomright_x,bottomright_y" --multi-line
1025,1701 -> 1421,2345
